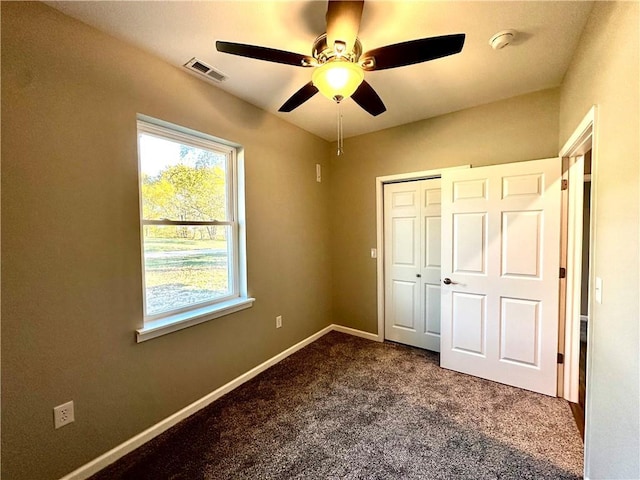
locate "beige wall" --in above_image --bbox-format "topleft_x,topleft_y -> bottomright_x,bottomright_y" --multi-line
330,88 -> 560,333
559,2 -> 639,478
1,3 -> 332,479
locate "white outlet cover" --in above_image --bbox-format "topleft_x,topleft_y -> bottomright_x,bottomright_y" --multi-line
54,401 -> 75,429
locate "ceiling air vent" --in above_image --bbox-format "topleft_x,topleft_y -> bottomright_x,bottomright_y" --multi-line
183,57 -> 227,84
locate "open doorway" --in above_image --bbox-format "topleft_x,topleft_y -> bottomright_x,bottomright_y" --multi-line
559,106 -> 596,441
572,149 -> 592,439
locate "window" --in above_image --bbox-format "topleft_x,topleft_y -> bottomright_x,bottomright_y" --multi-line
136,117 -> 252,342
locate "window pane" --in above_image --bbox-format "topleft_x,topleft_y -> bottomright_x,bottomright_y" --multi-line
139,133 -> 228,222
143,225 -> 232,316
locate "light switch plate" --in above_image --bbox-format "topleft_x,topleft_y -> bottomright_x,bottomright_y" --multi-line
370,248 -> 377,258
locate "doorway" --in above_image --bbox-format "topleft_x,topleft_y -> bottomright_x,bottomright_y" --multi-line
572,149 -> 592,439
558,105 -> 596,440
375,166 -> 470,345
378,157 -> 564,398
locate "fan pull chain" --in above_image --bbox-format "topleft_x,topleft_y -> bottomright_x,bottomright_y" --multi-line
337,104 -> 344,156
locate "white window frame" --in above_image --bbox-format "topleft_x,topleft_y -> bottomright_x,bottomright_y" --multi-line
135,116 -> 253,342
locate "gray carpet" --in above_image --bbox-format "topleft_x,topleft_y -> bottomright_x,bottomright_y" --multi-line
91,332 -> 583,479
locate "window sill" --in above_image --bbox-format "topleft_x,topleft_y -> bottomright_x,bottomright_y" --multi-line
136,297 -> 255,343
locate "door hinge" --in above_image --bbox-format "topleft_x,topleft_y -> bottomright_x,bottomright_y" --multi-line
557,353 -> 564,364
561,179 -> 568,190
559,267 -> 566,279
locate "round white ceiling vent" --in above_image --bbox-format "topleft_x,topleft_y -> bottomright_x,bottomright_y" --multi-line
489,30 -> 517,50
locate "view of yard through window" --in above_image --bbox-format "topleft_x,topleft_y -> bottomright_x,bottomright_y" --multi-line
139,130 -> 232,317
143,234 -> 230,316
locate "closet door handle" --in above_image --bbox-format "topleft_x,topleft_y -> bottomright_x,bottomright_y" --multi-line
443,277 -> 457,285
416,274 -> 421,278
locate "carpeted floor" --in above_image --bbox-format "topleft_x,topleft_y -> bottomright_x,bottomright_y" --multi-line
91,332 -> 584,479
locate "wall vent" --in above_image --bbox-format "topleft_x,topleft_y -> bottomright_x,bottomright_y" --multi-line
183,57 -> 227,84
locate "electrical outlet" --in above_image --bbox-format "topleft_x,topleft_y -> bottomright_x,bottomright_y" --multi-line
276,315 -> 282,329
54,401 -> 75,429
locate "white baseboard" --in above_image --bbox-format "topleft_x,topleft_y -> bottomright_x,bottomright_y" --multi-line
332,324 -> 382,342
59,324 -> 377,479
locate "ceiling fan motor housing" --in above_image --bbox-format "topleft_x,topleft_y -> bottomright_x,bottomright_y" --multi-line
312,33 -> 363,64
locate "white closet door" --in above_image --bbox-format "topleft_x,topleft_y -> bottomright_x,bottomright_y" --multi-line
440,158 -> 561,396
384,178 -> 441,351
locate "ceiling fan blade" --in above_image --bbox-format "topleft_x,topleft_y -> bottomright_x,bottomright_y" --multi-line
326,0 -> 364,54
361,34 -> 466,71
351,80 -> 386,116
216,41 -> 315,67
278,82 -> 320,112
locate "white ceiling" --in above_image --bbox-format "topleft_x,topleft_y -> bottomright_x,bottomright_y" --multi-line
46,1 -> 593,141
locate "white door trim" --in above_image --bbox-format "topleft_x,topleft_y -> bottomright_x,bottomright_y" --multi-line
558,105 -> 597,404
560,106 -> 597,157
375,166 -> 470,342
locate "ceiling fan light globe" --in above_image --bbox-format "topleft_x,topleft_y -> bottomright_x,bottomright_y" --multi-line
312,60 -> 364,102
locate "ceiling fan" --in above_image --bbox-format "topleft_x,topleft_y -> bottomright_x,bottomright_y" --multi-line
216,0 -> 465,117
